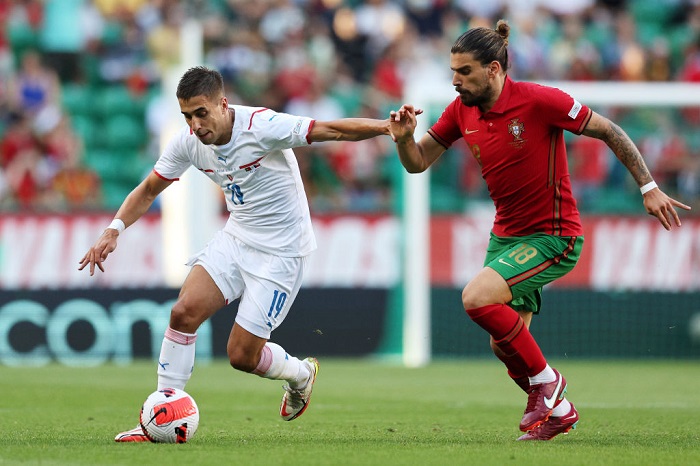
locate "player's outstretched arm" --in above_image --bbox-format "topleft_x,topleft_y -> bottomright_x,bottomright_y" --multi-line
582,111 -> 691,230
308,118 -> 391,142
390,104 -> 445,174
308,108 -> 424,143
78,172 -> 172,276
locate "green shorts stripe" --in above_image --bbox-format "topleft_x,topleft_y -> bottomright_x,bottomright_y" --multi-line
484,233 -> 584,314
505,236 -> 578,288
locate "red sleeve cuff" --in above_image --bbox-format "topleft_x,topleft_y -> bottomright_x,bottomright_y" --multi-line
305,119 -> 316,145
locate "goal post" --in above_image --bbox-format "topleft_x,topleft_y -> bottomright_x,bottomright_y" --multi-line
161,20 -> 222,287
400,79 -> 700,367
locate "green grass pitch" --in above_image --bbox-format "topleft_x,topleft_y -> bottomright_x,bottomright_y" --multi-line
2,359 -> 698,466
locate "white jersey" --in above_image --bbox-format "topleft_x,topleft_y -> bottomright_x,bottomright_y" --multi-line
154,105 -> 317,257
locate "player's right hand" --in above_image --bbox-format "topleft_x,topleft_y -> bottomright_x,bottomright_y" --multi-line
389,104 -> 420,143
78,229 -> 119,276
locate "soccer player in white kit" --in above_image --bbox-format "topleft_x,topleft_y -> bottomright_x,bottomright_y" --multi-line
79,66 -> 397,442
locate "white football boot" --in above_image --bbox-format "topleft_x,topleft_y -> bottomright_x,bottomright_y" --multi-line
279,357 -> 319,421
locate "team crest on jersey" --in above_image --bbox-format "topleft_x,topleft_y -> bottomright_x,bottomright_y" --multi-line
508,119 -> 524,140
507,119 -> 526,147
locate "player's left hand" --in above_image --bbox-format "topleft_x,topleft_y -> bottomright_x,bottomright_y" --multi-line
642,188 -> 691,230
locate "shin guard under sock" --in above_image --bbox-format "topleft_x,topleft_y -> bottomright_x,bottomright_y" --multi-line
493,348 -> 531,392
467,304 -> 546,377
157,327 -> 196,391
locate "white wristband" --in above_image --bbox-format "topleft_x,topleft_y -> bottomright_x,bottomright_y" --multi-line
107,218 -> 126,233
640,181 -> 658,195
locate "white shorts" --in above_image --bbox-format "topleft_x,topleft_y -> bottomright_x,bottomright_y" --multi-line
186,231 -> 307,339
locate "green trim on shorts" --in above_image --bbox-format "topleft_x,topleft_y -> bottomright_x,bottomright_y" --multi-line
484,232 -> 584,314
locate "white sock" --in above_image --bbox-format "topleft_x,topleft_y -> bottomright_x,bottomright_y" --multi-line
528,364 -> 556,385
252,342 -> 310,389
157,327 -> 197,391
551,398 -> 572,417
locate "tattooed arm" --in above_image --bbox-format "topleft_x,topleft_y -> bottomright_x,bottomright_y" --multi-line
582,111 -> 690,230
582,112 -> 653,186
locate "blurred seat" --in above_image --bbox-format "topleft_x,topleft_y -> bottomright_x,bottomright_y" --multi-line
430,186 -> 464,212
100,179 -> 134,210
61,84 -> 93,117
628,1 -> 678,25
70,115 -> 100,150
97,85 -> 148,118
587,187 -> 640,214
684,131 -> 700,153
104,114 -> 147,150
329,87 -> 362,117
429,146 -> 464,213
84,149 -> 120,180
85,148 -> 151,210
7,22 -> 39,63
84,148 -> 150,184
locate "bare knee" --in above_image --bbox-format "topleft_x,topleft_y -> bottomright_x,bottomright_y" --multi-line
461,286 -> 479,312
462,268 -> 512,313
462,286 -> 495,313
169,268 -> 225,333
169,299 -> 204,333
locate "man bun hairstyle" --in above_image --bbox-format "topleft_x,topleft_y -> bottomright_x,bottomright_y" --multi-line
451,19 -> 510,71
177,66 -> 225,101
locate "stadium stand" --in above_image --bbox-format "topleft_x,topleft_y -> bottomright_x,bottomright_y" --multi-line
0,0 -> 699,214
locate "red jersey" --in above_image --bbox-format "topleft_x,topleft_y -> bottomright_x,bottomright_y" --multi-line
429,76 -> 591,237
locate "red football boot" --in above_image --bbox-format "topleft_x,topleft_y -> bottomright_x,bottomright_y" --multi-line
519,368 -> 567,432
518,403 -> 579,441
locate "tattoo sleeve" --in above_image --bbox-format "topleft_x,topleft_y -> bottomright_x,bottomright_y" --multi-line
587,118 -> 653,187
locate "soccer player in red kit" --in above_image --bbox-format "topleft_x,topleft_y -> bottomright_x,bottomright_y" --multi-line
389,20 -> 690,441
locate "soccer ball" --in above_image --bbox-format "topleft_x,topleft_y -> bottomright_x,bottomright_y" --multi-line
139,388 -> 199,443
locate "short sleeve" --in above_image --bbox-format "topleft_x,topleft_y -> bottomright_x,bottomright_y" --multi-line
534,85 -> 592,135
428,98 -> 464,149
153,128 -> 193,180
248,108 -> 315,151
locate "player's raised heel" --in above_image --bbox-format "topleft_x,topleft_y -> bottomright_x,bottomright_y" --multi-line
114,425 -> 150,443
280,357 -> 319,421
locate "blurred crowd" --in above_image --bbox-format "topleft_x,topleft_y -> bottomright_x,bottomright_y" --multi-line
1,0 -> 700,214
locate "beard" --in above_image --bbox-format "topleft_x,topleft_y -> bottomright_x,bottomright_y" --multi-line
457,81 -> 496,108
